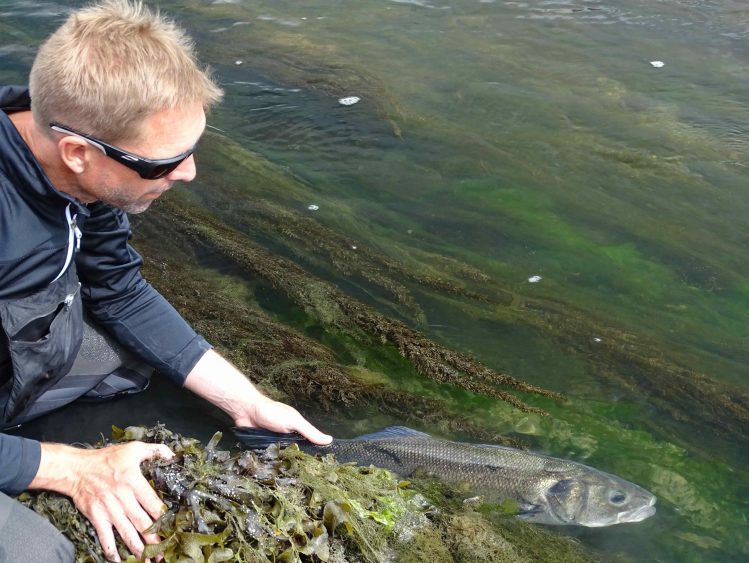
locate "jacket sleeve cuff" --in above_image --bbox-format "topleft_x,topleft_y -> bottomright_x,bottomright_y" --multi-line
166,334 -> 213,387
0,434 -> 41,495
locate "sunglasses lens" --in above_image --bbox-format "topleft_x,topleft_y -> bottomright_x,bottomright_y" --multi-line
148,154 -> 191,179
149,163 -> 179,179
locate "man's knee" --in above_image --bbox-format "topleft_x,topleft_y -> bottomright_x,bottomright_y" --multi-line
0,493 -> 74,562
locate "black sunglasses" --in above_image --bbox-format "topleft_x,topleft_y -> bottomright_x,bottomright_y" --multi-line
50,122 -> 195,180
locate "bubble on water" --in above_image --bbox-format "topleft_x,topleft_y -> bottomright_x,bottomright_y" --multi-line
528,275 -> 542,283
650,60 -> 665,68
338,96 -> 360,106
307,204 -> 320,211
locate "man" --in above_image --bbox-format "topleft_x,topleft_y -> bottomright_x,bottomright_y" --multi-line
0,1 -> 331,561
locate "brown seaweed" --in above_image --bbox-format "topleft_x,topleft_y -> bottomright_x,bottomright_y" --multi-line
18,425 -> 593,563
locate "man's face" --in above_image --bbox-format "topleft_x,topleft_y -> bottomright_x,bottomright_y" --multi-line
84,102 -> 206,214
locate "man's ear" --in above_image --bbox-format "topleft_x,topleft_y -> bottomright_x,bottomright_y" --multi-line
57,136 -> 92,174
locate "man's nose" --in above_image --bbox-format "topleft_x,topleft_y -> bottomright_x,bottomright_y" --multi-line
167,154 -> 196,182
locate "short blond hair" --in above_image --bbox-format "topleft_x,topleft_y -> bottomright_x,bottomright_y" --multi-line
29,0 -> 223,142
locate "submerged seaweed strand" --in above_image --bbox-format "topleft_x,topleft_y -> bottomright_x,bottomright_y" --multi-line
267,362 -> 525,448
155,197 -> 560,413
340,300 -> 563,406
246,208 -> 425,319
515,297 -> 749,442
242,199 -> 497,309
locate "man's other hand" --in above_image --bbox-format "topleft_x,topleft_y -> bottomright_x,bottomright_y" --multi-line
233,394 -> 333,446
184,349 -> 333,446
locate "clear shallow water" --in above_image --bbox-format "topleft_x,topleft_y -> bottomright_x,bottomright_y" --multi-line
2,1 -> 749,561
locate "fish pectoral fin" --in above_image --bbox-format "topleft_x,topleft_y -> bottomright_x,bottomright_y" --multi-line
516,501 -> 544,516
232,427 -> 310,449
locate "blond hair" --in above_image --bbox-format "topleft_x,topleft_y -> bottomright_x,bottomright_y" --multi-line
29,0 -> 223,142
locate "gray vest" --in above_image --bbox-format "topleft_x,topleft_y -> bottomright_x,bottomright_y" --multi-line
0,264 -> 82,425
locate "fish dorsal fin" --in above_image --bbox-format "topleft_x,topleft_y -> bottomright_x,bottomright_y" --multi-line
353,426 -> 431,441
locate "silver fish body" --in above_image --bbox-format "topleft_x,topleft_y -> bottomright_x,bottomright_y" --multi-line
234,426 -> 656,527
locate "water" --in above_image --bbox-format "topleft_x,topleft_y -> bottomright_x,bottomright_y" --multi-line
3,0 -> 749,561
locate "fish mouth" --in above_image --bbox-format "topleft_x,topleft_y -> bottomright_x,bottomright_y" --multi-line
618,495 -> 657,524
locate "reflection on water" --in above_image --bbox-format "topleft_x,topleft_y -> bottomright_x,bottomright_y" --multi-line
2,0 -> 749,561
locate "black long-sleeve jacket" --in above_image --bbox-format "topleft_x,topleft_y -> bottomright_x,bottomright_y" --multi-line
0,86 -> 211,494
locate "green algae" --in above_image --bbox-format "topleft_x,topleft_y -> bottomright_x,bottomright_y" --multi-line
173,121 -> 749,457
18,425 -> 592,563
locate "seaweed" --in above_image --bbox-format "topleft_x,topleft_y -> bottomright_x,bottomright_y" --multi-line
18,425 -> 592,563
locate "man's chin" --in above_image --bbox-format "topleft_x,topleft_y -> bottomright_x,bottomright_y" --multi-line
101,185 -> 170,214
118,199 -> 155,214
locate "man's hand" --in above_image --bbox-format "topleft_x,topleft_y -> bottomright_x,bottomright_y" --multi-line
234,394 -> 333,445
29,441 -> 174,562
184,349 -> 333,446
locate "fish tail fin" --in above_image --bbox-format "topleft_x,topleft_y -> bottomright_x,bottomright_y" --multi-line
232,427 -> 309,449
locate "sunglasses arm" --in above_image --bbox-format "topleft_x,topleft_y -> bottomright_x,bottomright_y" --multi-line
50,124 -> 108,156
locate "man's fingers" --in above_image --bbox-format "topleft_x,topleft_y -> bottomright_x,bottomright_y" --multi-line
134,442 -> 175,463
133,474 -> 168,522
122,493 -> 161,546
109,508 -> 146,562
286,406 -> 332,444
238,398 -> 333,446
90,512 -> 121,563
295,420 -> 333,446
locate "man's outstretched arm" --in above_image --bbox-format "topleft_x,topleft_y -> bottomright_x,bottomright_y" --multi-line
183,348 -> 333,445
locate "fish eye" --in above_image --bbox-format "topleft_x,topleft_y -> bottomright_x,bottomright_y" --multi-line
609,491 -> 627,505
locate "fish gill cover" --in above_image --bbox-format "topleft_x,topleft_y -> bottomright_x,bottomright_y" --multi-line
17,424 -> 593,563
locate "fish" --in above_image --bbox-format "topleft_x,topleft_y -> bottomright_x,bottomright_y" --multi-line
233,426 -> 656,527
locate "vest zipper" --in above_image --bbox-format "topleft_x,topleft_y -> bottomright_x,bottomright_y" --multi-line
50,203 -> 81,283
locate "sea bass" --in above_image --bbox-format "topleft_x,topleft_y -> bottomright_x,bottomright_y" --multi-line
233,426 -> 656,527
